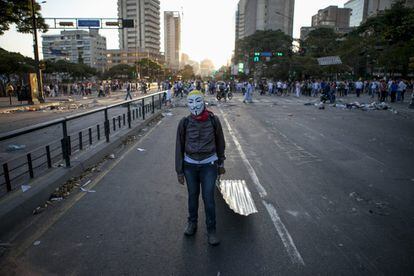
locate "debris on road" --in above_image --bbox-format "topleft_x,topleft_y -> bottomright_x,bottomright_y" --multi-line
349,192 -> 364,202
81,187 -> 96,193
7,144 -> 26,151
21,185 -> 31,192
304,100 -> 402,115
33,206 -> 45,215
108,154 -> 115,159
137,148 -> 146,152
162,112 -> 173,117
82,180 -> 92,187
317,102 -> 325,110
33,241 -> 41,246
50,197 -> 63,201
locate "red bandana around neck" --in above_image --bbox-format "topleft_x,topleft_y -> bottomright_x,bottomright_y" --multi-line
192,108 -> 211,122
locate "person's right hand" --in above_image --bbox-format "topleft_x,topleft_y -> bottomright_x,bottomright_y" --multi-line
177,175 -> 185,185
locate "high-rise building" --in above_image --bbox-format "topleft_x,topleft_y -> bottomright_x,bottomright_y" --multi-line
42,29 -> 107,71
344,0 -> 369,27
164,11 -> 181,70
345,0 -> 413,27
118,0 -> 160,54
311,6 -> 351,28
240,0 -> 295,38
235,0 -> 247,41
300,5 -> 353,40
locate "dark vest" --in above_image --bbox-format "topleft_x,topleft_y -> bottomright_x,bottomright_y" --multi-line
185,116 -> 216,161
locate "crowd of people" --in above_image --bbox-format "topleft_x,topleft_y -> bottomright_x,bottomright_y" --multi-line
40,80 -> 155,98
4,77 -> 413,106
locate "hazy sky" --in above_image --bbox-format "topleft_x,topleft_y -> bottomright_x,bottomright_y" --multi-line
0,0 -> 347,68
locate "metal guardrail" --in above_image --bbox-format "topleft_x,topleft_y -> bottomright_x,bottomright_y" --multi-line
0,91 -> 166,197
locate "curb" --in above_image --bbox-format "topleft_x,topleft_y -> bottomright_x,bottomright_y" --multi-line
0,111 -> 162,238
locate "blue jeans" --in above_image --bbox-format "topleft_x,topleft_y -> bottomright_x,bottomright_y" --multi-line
184,161 -> 218,231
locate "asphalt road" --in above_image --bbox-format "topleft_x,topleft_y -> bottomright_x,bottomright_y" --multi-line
0,94 -> 413,275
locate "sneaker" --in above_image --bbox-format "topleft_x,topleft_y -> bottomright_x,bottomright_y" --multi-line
207,230 -> 220,246
184,222 -> 197,236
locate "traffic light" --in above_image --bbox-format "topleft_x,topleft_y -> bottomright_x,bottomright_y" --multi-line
254,52 -> 260,62
275,52 -> 283,57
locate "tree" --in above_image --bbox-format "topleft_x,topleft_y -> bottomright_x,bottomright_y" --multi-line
0,0 -> 48,35
302,28 -> 340,58
297,1 -> 414,78
136,58 -> 162,80
103,64 -> 135,80
179,65 -> 195,80
235,30 -> 293,79
0,47 -> 35,80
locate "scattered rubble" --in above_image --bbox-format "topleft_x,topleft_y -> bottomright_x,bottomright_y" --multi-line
81,187 -> 96,193
7,144 -> 26,151
305,100 -> 401,114
21,185 -> 31,192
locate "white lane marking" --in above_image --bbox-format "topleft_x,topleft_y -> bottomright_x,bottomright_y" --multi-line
220,110 -> 305,266
263,201 -> 305,266
220,111 -> 267,198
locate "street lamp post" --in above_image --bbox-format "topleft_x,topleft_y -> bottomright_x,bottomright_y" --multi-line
31,0 -> 45,103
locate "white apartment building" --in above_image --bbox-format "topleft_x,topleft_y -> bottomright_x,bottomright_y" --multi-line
42,29 -> 107,71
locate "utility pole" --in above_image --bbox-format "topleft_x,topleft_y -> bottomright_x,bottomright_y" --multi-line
31,0 -> 45,103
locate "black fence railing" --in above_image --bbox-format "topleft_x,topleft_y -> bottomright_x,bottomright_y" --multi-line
0,91 -> 166,198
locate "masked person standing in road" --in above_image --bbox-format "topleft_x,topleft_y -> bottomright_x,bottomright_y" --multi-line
175,90 -> 226,246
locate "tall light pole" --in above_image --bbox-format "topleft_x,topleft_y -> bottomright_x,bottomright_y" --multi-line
31,0 -> 45,103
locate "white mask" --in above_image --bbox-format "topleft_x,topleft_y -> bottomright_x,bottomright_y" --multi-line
187,93 -> 204,116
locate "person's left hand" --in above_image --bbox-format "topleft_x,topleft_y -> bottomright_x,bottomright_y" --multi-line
218,167 -> 226,175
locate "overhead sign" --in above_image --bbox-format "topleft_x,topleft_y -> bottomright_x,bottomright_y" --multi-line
59,21 -> 74,27
317,56 -> 342,66
77,19 -> 100,28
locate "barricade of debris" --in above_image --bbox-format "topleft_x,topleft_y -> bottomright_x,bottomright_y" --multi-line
305,101 -> 398,114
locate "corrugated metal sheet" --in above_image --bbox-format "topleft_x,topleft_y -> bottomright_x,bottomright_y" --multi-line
218,179 -> 258,216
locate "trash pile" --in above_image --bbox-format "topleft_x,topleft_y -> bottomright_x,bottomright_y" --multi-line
305,101 -> 399,114
7,144 -> 26,151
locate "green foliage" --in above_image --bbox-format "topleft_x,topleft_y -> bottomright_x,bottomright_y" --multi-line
301,1 -> 414,77
302,28 -> 340,57
43,60 -> 96,80
136,58 -> 162,80
0,47 -> 35,78
0,0 -> 48,35
179,65 -> 195,80
103,64 -> 135,80
235,30 -> 293,79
